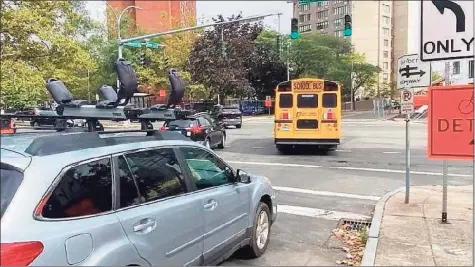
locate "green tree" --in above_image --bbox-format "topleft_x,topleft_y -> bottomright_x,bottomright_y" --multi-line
1,0 -> 99,108
187,14 -> 263,100
432,71 -> 443,83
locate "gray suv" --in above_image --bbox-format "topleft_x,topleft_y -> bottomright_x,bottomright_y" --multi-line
0,131 -> 277,266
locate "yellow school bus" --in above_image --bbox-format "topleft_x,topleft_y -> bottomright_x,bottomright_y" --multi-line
274,78 -> 342,153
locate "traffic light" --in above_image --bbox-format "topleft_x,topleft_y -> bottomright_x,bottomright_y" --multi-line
139,52 -> 146,66
344,15 -> 352,37
276,35 -> 282,54
220,41 -> 227,58
290,18 -> 299,40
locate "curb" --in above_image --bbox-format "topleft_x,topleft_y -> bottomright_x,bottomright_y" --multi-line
361,187 -> 404,266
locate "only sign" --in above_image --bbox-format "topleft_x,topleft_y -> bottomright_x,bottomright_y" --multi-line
428,84 -> 474,160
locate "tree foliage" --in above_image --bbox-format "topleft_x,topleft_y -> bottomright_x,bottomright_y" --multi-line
1,0 -> 100,108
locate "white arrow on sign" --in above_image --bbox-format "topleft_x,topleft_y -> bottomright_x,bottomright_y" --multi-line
397,54 -> 432,90
420,0 -> 474,62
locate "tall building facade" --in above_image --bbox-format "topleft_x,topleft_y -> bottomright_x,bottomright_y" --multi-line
107,0 -> 196,33
293,0 -> 394,96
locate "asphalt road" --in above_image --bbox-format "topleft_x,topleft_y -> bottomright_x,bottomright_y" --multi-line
217,115 -> 473,266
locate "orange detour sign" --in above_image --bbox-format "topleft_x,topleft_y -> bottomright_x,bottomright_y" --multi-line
428,84 -> 474,160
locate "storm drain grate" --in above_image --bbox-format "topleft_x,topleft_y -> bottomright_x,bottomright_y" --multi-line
338,219 -> 372,231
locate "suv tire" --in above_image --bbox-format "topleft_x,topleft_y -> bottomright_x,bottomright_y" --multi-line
217,133 -> 225,149
241,202 -> 271,258
236,124 -> 242,129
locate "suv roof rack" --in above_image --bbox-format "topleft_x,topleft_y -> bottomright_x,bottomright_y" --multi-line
1,63 -> 193,133
24,130 -> 190,156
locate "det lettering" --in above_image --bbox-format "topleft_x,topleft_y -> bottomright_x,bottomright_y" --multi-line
437,118 -> 474,133
423,38 -> 474,55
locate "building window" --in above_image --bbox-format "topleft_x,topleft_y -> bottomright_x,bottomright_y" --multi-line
383,73 -> 388,82
469,60 -> 474,78
334,30 -> 344,38
382,27 -> 390,36
452,61 -> 460,75
317,1 -> 329,7
383,51 -> 389,58
300,14 -> 311,22
334,18 -> 343,27
299,24 -> 312,33
316,10 -> 329,19
300,4 -> 310,11
383,4 -> 390,13
384,39 -> 389,47
333,6 -> 348,15
383,16 -> 390,24
334,0 -> 348,4
383,62 -> 389,70
316,21 -> 329,30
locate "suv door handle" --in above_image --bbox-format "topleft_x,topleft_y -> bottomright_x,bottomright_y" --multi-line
204,200 -> 217,211
133,218 -> 156,232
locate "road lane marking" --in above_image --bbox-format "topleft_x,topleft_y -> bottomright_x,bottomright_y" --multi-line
227,161 -> 322,168
278,205 -> 371,221
227,160 -> 471,177
335,149 -> 352,152
273,186 -> 380,201
330,166 -> 473,178
382,151 -> 401,154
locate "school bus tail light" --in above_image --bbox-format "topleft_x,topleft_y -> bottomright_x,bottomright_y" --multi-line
324,109 -> 335,120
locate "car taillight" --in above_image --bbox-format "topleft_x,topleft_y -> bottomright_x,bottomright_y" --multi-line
0,242 -> 44,266
191,125 -> 203,134
9,120 -> 15,129
160,126 -> 167,131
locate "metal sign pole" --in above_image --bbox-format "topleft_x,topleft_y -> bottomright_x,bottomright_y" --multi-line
404,89 -> 411,204
441,61 -> 451,223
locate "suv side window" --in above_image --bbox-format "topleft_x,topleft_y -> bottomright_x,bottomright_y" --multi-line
117,156 -> 143,208
198,117 -> 210,126
180,147 -> 235,190
124,148 -> 186,203
42,158 -> 113,219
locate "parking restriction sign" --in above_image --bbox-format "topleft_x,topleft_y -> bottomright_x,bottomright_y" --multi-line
400,89 -> 415,115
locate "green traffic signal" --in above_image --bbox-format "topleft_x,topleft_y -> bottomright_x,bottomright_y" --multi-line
344,15 -> 352,37
290,18 -> 299,40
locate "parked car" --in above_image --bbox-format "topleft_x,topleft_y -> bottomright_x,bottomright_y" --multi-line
161,112 -> 226,149
213,105 -> 243,129
0,130 -> 277,266
29,110 -> 85,128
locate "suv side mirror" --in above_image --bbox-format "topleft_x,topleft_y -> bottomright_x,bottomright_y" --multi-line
236,169 -> 251,183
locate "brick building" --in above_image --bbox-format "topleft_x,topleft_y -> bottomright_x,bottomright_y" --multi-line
107,0 -> 196,33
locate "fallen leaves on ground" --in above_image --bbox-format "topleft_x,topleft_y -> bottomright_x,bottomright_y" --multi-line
332,224 -> 369,266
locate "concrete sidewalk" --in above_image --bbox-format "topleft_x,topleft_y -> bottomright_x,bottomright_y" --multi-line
375,186 -> 473,266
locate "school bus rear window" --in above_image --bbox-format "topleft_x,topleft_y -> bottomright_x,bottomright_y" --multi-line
297,94 -> 318,108
279,94 -> 293,108
322,93 -> 337,108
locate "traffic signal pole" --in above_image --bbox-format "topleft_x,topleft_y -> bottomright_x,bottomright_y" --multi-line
119,13 -> 282,45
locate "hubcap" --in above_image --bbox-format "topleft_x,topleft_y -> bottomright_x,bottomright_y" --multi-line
255,210 -> 269,250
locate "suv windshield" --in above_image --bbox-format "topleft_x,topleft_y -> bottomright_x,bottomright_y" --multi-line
165,119 -> 196,128
1,165 -> 23,218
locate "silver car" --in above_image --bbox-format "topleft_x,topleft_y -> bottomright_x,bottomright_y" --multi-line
1,131 -> 277,266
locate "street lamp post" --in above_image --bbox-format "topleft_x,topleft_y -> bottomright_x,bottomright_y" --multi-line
105,3 -> 142,90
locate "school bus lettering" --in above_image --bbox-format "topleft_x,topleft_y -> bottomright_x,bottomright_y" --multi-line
293,81 -> 323,91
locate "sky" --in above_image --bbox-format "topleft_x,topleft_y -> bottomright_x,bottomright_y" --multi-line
85,1 -> 294,33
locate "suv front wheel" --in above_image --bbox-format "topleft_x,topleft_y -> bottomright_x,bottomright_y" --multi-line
241,202 -> 271,258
